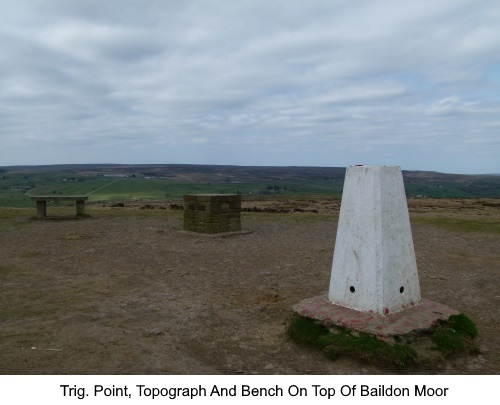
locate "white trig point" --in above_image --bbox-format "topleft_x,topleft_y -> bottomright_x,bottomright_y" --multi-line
328,165 -> 421,315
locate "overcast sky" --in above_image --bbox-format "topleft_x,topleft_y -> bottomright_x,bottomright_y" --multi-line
1,0 -> 499,174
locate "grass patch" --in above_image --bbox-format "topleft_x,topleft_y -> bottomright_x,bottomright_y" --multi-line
286,314 -> 417,367
0,265 -> 16,276
241,211 -> 338,224
481,201 -> 500,207
287,313 -> 479,369
86,205 -> 182,220
431,314 -> 479,356
287,213 -> 338,223
413,217 -> 500,234
19,251 -> 45,258
0,207 -> 32,219
0,207 -> 48,230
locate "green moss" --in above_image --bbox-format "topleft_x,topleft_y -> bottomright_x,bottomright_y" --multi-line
286,313 -> 330,346
287,312 -> 478,369
431,314 -> 479,356
432,327 -> 465,355
286,314 -> 417,367
322,345 -> 340,360
448,313 -> 478,338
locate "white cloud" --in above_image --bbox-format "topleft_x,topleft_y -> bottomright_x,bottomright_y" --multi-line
0,0 -> 499,173
428,96 -> 481,115
309,84 -> 407,106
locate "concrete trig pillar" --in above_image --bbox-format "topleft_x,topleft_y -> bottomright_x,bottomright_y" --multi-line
328,166 -> 421,315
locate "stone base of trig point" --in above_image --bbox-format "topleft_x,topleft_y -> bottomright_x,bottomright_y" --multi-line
183,194 -> 250,236
293,294 -> 459,338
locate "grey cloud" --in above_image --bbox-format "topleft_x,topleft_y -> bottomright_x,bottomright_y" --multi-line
1,0 -> 499,173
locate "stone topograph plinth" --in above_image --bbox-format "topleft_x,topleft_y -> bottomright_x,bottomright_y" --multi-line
183,194 -> 242,234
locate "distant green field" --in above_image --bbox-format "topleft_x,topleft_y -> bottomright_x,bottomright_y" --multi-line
404,182 -> 474,198
1,165 -> 499,208
0,175 -> 344,207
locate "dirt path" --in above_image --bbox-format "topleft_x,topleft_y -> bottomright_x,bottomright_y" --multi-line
0,204 -> 498,374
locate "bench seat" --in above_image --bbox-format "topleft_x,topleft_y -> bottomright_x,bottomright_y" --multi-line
31,195 -> 89,217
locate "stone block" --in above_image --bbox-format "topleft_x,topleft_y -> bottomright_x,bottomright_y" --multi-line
183,194 -> 242,234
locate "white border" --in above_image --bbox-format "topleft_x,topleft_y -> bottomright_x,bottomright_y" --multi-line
1,375 -> 496,404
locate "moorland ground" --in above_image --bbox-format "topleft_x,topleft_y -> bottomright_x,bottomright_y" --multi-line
0,198 -> 498,374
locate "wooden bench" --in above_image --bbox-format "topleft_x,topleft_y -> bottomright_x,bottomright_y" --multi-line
31,195 -> 89,218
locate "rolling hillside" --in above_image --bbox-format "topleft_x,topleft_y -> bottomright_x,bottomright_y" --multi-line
0,164 -> 499,207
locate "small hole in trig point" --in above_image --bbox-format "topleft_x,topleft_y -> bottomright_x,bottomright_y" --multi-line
350,286 -> 355,293
400,286 -> 405,294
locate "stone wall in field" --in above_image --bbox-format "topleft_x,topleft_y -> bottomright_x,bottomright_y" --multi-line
183,194 -> 241,234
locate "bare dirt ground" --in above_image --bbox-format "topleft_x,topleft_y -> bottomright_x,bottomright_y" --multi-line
0,198 -> 498,375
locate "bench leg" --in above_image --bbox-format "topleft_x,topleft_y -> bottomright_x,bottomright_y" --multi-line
76,200 -> 85,216
36,201 -> 47,217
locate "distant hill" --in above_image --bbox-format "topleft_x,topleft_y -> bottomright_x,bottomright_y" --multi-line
1,163 -> 347,181
0,164 -> 499,205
